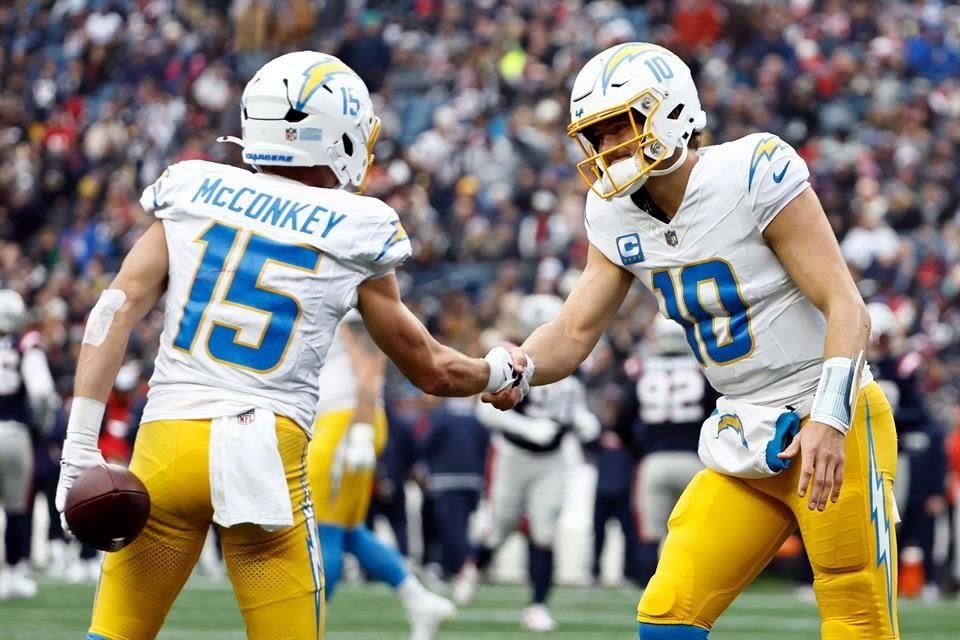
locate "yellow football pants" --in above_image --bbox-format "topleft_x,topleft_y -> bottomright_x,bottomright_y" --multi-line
88,418 -> 325,640
308,408 -> 388,528
638,382 -> 899,639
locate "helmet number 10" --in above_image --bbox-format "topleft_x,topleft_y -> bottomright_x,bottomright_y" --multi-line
644,56 -> 674,83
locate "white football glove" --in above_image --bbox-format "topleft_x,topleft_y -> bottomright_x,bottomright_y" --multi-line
343,422 -> 377,472
572,407 -> 602,443
56,439 -> 106,536
55,398 -> 107,534
484,346 -> 535,401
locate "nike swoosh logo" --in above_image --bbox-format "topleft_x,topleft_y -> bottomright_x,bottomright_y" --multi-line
772,161 -> 791,183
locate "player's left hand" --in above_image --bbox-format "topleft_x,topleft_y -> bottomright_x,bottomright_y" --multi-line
55,439 -> 107,534
777,420 -> 845,511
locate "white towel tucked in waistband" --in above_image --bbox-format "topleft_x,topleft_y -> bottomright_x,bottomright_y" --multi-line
210,409 -> 293,531
698,397 -> 802,479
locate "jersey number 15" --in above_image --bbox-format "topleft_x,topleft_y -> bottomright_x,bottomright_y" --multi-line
173,222 -> 322,373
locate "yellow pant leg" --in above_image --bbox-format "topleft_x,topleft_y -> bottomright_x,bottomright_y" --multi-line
220,417 -> 325,640
748,382 -> 900,640
309,408 -> 387,528
89,419 -> 213,640
637,468 -> 795,630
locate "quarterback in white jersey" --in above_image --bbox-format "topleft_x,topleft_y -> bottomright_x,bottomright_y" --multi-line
54,51 -> 524,640
485,43 -> 899,640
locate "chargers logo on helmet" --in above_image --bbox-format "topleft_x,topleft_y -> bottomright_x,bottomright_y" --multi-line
600,43 -> 665,93
296,56 -> 354,110
717,414 -> 749,448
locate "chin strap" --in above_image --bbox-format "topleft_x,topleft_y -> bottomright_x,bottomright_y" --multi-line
648,143 -> 689,177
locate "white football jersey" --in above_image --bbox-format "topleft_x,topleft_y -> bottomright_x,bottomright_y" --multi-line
138,160 -> 411,434
313,327 -> 357,416
586,132 -> 870,410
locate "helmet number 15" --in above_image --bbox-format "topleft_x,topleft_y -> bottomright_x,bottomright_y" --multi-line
341,87 -> 360,116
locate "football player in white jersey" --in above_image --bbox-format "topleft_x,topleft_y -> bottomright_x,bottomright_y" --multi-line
484,43 -> 899,640
0,290 -> 58,601
53,51 -> 526,640
456,294 -> 600,632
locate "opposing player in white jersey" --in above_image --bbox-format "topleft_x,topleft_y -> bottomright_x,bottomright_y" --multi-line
458,294 -> 600,632
484,43 -> 899,640
53,51 -> 525,640
0,290 -> 58,601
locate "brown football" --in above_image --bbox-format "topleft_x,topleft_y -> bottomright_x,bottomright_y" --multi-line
64,464 -> 150,552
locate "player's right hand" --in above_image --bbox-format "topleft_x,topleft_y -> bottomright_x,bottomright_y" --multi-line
481,346 -> 533,410
55,440 -> 106,534
777,419 -> 845,511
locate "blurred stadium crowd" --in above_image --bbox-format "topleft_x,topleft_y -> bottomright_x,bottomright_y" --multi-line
1,0 -> 960,600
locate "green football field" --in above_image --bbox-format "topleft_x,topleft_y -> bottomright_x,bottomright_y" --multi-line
1,578 -> 957,639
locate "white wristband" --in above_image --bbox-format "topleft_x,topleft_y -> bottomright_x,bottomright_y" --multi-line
484,347 -> 516,393
66,397 -> 106,448
810,357 -> 860,435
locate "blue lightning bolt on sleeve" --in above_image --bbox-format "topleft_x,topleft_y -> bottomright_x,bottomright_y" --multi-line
745,133 -> 811,231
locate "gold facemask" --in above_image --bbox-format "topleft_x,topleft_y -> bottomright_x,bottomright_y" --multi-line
358,116 -> 381,194
567,89 -> 671,199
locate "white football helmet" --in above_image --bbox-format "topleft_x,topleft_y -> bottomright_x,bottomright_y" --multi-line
518,294 -> 564,341
219,51 -> 381,191
567,43 -> 706,199
867,302 -> 899,344
0,289 -> 26,334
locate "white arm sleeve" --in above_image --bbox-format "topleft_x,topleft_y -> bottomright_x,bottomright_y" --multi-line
474,401 -> 561,447
21,348 -> 56,405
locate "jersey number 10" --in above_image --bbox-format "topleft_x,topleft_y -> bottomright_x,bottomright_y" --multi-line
652,259 -> 754,366
173,222 -> 322,373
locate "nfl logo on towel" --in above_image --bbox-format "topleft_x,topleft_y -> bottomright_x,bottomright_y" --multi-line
665,229 -> 679,247
285,128 -> 298,141
238,410 -> 256,425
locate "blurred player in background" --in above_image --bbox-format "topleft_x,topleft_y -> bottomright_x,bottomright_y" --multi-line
458,294 -> 600,632
627,316 -> 714,580
584,342 -> 643,587
309,314 -> 455,640
868,302 -> 947,598
419,396 -> 489,582
53,51 -> 526,640
486,42 -> 901,639
0,290 -> 57,600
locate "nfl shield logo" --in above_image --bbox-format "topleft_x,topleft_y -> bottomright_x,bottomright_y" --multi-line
285,128 -> 298,141
665,229 -> 678,247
